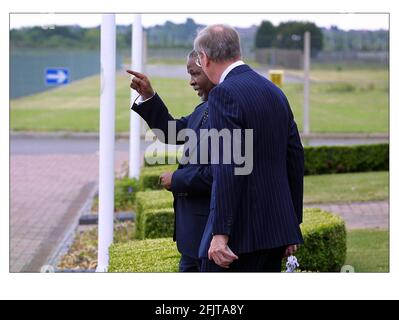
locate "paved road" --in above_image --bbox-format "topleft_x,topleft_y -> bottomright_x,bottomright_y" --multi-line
10,135 -> 388,156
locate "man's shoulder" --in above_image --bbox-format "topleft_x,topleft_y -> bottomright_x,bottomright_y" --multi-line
222,67 -> 263,90
191,101 -> 207,114
194,100 -> 207,110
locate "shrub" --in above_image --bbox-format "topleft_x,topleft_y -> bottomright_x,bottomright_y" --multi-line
135,190 -> 174,214
136,208 -> 174,240
114,177 -> 139,211
304,144 -> 388,175
108,238 -> 180,272
135,190 -> 174,239
109,208 -> 346,272
92,177 -> 139,212
142,145 -> 388,177
139,165 -> 179,190
294,208 -> 346,272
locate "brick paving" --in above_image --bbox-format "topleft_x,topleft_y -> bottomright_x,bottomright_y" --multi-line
305,201 -> 389,229
10,152 -> 128,272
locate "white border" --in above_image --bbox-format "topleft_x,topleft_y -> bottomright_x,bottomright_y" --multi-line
2,0 -> 398,300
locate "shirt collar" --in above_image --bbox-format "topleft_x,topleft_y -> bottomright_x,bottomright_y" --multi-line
219,60 -> 245,84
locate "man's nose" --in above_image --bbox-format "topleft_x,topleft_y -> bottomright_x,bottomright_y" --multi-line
189,78 -> 196,86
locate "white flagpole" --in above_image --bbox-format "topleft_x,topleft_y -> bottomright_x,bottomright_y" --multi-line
129,14 -> 143,179
97,14 -> 116,272
303,31 -> 311,135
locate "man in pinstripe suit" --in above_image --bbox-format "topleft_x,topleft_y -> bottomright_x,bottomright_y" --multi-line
194,24 -> 305,272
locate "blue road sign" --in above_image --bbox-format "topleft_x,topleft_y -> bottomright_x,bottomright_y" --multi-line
45,68 -> 69,86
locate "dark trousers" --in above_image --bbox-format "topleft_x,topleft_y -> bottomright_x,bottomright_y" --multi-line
179,254 -> 202,272
201,246 -> 286,272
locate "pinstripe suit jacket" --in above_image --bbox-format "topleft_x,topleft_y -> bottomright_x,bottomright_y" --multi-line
199,64 -> 304,258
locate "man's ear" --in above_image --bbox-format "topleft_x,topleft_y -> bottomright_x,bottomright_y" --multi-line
203,54 -> 210,67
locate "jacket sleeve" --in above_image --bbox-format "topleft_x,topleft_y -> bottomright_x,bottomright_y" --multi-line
170,165 -> 213,196
208,86 -> 246,236
286,105 -> 305,224
131,93 -> 189,144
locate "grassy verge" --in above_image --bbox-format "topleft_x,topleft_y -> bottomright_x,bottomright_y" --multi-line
345,229 -> 389,272
304,171 -> 388,204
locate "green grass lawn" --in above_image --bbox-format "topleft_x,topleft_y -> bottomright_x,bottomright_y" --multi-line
10,75 -> 200,132
10,67 -> 388,133
346,229 -> 389,272
304,171 -> 388,204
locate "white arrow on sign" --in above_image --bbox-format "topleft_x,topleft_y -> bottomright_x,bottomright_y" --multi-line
46,70 -> 68,84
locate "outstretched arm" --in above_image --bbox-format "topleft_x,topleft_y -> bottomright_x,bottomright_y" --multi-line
128,70 -> 189,144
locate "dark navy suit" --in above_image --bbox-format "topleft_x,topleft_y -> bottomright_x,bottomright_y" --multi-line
199,65 -> 304,272
131,93 -> 212,271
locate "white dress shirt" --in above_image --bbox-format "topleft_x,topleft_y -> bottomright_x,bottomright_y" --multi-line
219,60 -> 245,84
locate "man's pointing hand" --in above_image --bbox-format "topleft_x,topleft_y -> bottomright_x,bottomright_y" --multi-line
127,70 -> 155,100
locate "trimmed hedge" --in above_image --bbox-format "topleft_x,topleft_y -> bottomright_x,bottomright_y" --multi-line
108,238 -> 180,272
135,190 -> 174,239
108,208 -> 346,272
135,190 -> 174,214
137,208 -> 175,240
143,144 -> 389,175
304,143 -> 388,175
294,208 -> 346,272
139,165 -> 178,190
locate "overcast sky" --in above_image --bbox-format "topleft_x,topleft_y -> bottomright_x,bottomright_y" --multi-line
10,13 -> 389,30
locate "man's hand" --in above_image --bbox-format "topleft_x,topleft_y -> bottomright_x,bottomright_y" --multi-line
208,235 -> 238,268
159,172 -> 173,191
284,245 -> 298,257
126,70 -> 155,100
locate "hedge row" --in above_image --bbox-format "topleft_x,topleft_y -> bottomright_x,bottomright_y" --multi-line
295,208 -> 346,272
143,143 -> 389,176
108,238 -> 180,272
304,143 -> 388,175
139,165 -> 178,190
109,208 -> 347,272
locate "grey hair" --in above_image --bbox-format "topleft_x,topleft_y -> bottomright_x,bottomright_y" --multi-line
193,24 -> 241,62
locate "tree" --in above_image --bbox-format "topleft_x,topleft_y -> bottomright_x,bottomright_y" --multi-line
275,22 -> 323,56
255,21 -> 276,48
